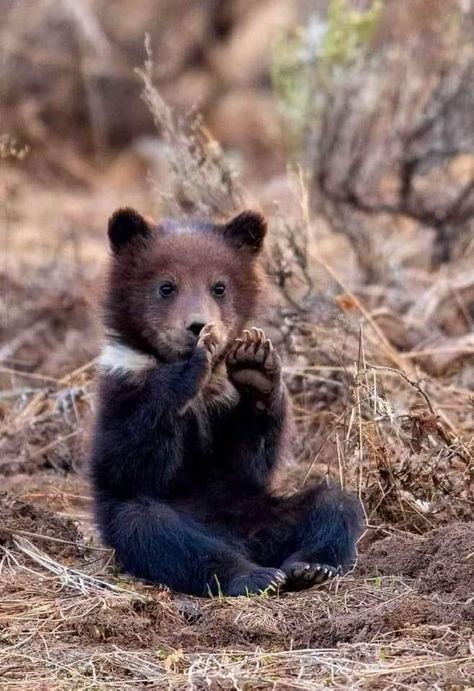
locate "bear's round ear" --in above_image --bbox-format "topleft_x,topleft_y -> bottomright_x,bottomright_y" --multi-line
223,211 -> 267,253
108,207 -> 151,252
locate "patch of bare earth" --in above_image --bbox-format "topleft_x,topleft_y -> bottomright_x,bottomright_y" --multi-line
0,490 -> 82,557
0,482 -> 472,688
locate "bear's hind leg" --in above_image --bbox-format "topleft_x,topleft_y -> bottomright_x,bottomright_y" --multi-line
97,496 -> 286,596
280,483 -> 364,590
247,483 -> 364,591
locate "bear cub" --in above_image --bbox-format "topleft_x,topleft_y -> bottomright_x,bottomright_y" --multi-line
91,207 -> 363,596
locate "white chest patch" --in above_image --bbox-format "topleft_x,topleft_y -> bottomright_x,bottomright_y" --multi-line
97,342 -> 156,375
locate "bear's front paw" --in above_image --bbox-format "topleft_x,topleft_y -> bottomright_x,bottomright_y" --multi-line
193,322 -> 225,385
226,328 -> 282,407
225,567 -> 286,596
197,322 -> 222,363
179,324 -> 223,413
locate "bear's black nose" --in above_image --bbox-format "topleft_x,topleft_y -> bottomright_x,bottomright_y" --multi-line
187,321 -> 206,337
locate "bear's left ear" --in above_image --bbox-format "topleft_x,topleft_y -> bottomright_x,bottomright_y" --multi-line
108,207 -> 152,252
223,211 -> 267,253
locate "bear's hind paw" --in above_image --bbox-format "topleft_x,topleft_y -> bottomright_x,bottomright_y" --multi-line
282,561 -> 341,591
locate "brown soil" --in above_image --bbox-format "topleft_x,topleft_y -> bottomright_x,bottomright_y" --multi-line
56,522 -> 474,653
0,490 -> 82,558
2,486 -> 472,657
0,271 -> 99,378
32,572 -> 473,654
358,522 -> 474,599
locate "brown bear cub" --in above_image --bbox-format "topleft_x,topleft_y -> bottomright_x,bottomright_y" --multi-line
91,208 -> 363,596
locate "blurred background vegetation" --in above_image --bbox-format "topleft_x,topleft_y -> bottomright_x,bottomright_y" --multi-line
1,0 -> 473,263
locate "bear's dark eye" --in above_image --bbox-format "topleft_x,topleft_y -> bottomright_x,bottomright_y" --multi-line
212,282 -> 226,297
158,281 -> 175,298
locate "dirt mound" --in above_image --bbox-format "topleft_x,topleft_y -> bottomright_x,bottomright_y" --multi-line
56,579 -> 473,654
0,270 -> 95,478
0,393 -> 90,477
332,595 -> 472,646
0,491 -> 83,558
357,522 -> 474,599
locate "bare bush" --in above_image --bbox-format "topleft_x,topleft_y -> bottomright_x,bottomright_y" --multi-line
274,0 -> 474,276
138,37 -> 244,219
316,48 -> 474,272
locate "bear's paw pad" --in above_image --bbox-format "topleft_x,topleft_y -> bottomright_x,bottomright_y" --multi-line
227,328 -> 281,396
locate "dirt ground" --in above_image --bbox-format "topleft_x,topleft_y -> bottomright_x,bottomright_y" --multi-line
0,474 -> 472,687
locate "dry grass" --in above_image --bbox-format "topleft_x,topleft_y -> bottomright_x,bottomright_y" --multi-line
1,529 -> 472,689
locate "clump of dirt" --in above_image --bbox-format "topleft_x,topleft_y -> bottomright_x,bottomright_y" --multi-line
330,596 -> 472,646
0,490 -> 83,558
0,399 -> 89,477
58,579 -> 474,654
357,522 -> 474,599
0,271 -> 99,379
65,596 -> 184,648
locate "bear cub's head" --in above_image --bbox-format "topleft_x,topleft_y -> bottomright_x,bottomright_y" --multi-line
104,208 -> 267,362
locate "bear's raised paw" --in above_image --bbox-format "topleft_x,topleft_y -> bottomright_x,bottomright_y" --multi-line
227,328 -> 282,405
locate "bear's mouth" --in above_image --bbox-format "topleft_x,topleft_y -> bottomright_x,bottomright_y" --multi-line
153,327 -> 235,364
152,330 -> 200,362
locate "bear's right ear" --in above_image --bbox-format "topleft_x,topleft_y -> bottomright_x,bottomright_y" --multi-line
108,207 -> 151,252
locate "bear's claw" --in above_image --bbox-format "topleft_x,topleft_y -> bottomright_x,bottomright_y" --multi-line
197,322 -> 221,360
282,561 -> 341,590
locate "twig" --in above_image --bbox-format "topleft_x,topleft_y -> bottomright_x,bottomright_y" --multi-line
365,363 -> 436,417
